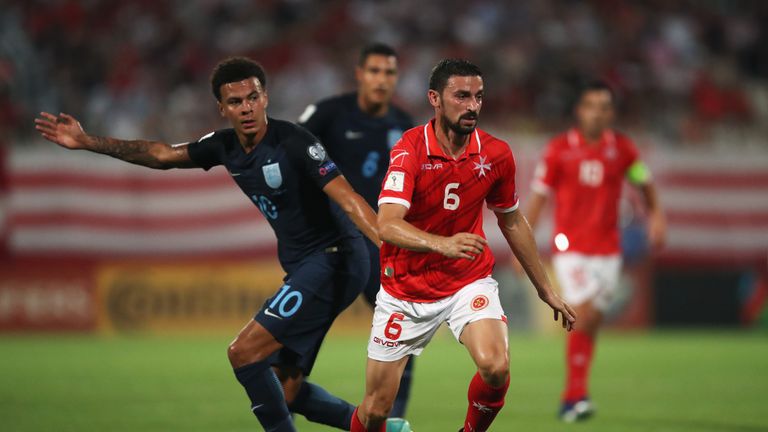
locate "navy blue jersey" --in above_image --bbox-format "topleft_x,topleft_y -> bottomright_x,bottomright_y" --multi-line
298,93 -> 414,210
187,118 -> 359,268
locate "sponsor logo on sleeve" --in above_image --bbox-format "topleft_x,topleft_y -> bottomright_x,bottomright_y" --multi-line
383,171 -> 405,192
389,149 -> 409,168
318,161 -> 337,177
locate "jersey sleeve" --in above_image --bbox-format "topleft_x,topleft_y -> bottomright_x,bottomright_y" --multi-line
186,131 -> 224,171
486,144 -> 519,213
284,126 -> 342,189
531,139 -> 559,195
378,137 -> 417,210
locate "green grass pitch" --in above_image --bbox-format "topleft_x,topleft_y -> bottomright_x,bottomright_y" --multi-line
1,330 -> 766,432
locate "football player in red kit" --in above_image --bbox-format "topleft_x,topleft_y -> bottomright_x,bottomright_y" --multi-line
349,59 -> 576,432
527,81 -> 666,422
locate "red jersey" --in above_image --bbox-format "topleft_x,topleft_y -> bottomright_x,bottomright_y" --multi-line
532,128 -> 639,255
378,120 -> 519,302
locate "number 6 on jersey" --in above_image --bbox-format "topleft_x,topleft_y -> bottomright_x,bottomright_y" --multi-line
443,182 -> 460,210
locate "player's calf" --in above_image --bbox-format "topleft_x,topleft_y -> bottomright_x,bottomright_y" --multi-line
464,371 -> 510,432
361,390 -> 396,429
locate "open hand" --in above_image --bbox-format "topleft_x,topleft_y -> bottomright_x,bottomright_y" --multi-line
539,291 -> 577,331
34,112 -> 88,150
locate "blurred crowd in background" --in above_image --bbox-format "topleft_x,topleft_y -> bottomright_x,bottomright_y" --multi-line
1,0 -> 767,147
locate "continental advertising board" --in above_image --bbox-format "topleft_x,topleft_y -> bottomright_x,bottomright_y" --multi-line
96,260 -> 284,333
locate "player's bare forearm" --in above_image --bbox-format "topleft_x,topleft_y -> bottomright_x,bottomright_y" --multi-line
639,182 -> 662,214
85,136 -> 190,169
496,210 -> 552,295
378,216 -> 444,253
378,203 -> 486,259
323,177 -> 380,245
639,182 -> 667,249
497,209 -> 576,330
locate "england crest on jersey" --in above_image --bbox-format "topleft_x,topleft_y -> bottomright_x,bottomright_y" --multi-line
262,162 -> 283,189
388,129 -> 403,149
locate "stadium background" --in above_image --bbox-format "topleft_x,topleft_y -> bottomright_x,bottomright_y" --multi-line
0,1 -> 766,431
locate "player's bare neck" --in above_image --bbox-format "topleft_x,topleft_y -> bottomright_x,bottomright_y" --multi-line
436,122 -> 470,159
237,126 -> 267,154
581,128 -> 603,146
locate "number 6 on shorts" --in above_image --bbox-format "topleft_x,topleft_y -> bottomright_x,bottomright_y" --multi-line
384,313 -> 405,340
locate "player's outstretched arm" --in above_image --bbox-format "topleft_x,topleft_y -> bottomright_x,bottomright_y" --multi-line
34,112 -> 196,169
323,176 -> 380,246
378,203 -> 487,259
495,209 -> 576,331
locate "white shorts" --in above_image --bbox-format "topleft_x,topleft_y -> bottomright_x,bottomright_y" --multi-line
367,276 -> 507,362
552,252 -> 622,311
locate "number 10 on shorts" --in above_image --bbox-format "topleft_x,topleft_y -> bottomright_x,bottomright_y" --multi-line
268,285 -> 303,318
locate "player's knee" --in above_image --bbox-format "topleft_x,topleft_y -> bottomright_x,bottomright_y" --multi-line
476,352 -> 509,387
226,340 -> 244,366
227,338 -> 269,368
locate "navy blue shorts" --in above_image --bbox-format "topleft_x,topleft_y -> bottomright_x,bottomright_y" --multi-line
362,239 -> 381,307
255,236 -> 369,375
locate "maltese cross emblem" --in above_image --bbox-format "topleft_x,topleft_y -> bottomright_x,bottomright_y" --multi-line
473,155 -> 491,177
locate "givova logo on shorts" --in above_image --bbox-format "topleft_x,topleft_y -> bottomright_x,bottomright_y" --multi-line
471,295 -> 489,311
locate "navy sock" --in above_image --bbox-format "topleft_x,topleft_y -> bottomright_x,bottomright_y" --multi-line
391,356 -> 414,418
289,381 -> 355,430
233,361 -> 296,432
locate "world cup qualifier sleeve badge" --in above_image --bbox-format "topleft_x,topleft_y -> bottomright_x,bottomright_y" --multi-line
307,142 -> 327,162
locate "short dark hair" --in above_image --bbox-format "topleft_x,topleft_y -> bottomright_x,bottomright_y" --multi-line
359,43 -> 398,66
428,59 -> 483,94
578,80 -> 615,103
210,57 -> 267,101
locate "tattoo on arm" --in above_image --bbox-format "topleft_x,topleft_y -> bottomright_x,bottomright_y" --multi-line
87,136 -> 188,168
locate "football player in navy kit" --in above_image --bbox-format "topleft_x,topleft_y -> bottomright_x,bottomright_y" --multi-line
35,57 -> 379,432
299,43 -> 416,418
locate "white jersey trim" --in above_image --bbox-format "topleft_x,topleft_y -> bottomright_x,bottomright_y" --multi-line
488,200 -> 519,213
378,197 -> 411,209
423,124 -> 430,156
